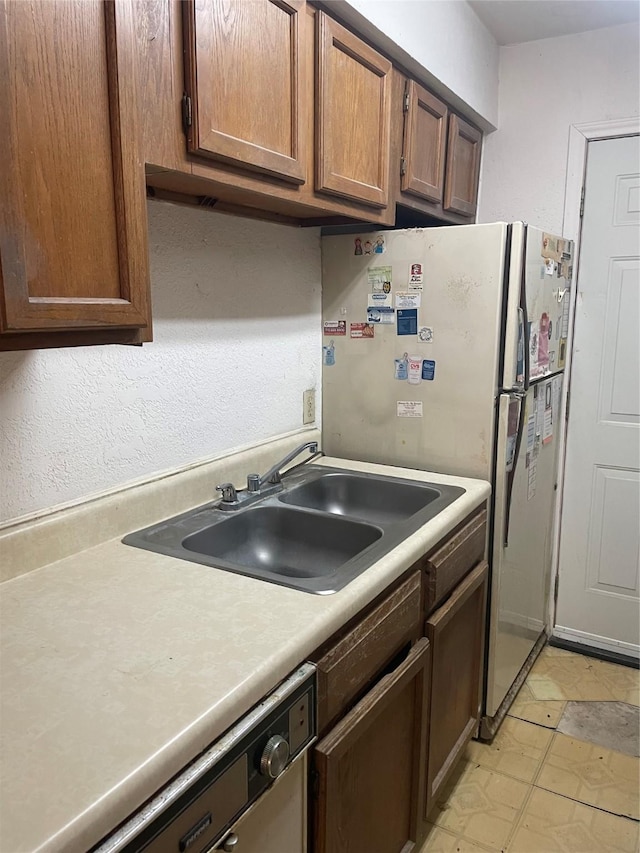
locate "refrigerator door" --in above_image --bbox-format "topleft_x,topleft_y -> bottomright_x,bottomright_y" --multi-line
322,223 -> 509,481
524,226 -> 573,382
487,378 -> 563,718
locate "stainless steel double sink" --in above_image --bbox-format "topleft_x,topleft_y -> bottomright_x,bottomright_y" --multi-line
123,466 -> 464,594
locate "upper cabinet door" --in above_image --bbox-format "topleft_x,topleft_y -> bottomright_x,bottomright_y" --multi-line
444,114 -> 482,217
0,0 -> 150,336
316,12 -> 391,208
183,0 -> 306,184
401,81 -> 448,204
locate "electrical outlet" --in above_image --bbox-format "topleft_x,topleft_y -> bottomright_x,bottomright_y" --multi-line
303,389 -> 315,425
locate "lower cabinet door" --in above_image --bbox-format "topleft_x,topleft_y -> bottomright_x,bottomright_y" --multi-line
424,561 -> 488,817
312,638 -> 431,853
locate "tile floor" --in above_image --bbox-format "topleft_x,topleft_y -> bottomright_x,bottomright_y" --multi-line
419,645 -> 640,852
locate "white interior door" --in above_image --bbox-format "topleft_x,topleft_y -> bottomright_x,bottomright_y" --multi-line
555,134 -> 640,656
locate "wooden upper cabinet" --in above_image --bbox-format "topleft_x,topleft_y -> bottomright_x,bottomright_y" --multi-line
316,12 -> 392,208
401,81 -> 448,204
183,0 -> 306,184
444,114 -> 482,217
0,0 -> 151,343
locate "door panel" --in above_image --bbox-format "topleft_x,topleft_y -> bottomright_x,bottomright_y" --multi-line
401,81 -> 448,203
315,12 -> 391,208
556,134 -> 640,654
0,0 -> 150,334
183,0 -> 306,183
313,638 -> 430,853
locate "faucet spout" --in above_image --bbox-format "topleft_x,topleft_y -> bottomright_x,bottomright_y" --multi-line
258,441 -> 319,487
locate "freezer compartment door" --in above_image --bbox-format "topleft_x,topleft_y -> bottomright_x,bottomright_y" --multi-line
486,381 -> 562,717
525,227 -> 573,381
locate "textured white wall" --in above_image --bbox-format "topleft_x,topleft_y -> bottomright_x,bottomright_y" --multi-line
478,22 -> 640,231
0,203 -> 322,523
341,0 -> 499,129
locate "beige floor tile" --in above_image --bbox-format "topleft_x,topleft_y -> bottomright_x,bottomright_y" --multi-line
430,761 -> 531,850
465,717 -> 553,783
507,787 -> 640,852
590,658 -> 640,707
536,732 -> 640,819
527,649 -> 622,701
419,823 -> 497,852
508,682 -> 566,729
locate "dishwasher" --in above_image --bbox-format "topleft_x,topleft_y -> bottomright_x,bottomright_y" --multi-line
94,664 -> 316,853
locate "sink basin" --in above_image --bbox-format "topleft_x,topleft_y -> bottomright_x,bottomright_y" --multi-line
123,465 -> 465,594
182,506 -> 381,579
279,472 -> 440,524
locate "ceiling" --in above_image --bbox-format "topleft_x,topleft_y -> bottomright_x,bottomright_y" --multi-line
469,0 -> 640,45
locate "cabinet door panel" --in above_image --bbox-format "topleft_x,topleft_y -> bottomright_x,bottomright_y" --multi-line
316,12 -> 391,208
425,561 -> 488,816
444,114 -> 482,217
313,638 -> 430,853
0,0 -> 150,333
401,81 -> 448,203
183,0 -> 306,184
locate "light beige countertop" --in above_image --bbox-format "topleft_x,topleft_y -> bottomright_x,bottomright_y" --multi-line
0,449 -> 490,853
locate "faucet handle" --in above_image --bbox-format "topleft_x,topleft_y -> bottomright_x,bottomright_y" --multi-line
247,474 -> 260,493
216,483 -> 237,503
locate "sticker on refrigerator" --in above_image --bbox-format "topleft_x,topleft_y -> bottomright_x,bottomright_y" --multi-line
373,236 -> 386,254
368,291 -> 393,308
354,238 -> 363,256
368,266 -> 392,293
544,259 -> 556,276
408,263 -> 423,290
394,354 -> 409,380
323,341 -> 336,366
350,322 -> 374,338
397,309 -> 418,335
541,233 -> 561,262
367,306 -> 395,324
397,401 -> 423,418
538,312 -> 550,369
527,458 -> 537,501
323,320 -> 346,336
418,326 -> 434,343
395,291 -> 421,309
407,355 -> 423,385
421,359 -> 436,380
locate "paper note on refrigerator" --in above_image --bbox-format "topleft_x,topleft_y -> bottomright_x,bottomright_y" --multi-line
551,376 -> 562,420
527,458 -> 537,500
543,381 -> 553,444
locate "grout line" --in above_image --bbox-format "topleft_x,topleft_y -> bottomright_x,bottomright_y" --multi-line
502,781 -> 536,852
530,782 -> 640,824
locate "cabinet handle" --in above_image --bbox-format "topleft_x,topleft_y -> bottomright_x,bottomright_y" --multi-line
220,832 -> 239,852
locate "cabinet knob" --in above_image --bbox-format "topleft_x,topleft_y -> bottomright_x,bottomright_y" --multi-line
220,832 -> 239,852
259,735 -> 289,779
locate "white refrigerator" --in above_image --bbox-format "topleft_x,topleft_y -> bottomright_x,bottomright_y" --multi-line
321,222 -> 573,734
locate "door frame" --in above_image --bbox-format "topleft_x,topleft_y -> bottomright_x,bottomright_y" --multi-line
549,117 -> 640,651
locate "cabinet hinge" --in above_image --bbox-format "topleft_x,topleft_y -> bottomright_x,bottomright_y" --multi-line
182,94 -> 193,131
403,91 -> 410,113
579,185 -> 585,218
400,157 -> 407,176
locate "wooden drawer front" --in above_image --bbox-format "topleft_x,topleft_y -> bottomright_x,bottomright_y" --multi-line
313,638 -> 430,853
423,509 -> 487,613
424,561 -> 488,817
316,571 -> 422,734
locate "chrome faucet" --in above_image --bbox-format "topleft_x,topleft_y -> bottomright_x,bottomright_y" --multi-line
215,441 -> 319,510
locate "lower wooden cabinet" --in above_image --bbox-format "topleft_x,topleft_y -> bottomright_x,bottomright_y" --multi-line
312,638 -> 430,853
424,560 -> 488,816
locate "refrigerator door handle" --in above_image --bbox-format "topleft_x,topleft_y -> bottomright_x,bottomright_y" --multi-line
503,391 -> 526,548
520,231 -> 531,392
